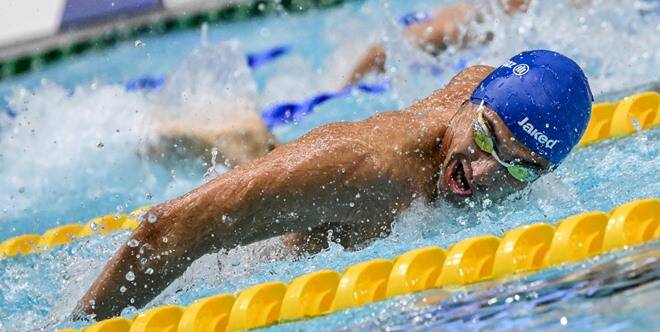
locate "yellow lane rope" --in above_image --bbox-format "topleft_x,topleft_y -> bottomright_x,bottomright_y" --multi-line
58,197 -> 659,332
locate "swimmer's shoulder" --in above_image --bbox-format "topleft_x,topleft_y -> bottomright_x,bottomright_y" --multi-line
450,65 -> 495,85
410,65 -> 495,113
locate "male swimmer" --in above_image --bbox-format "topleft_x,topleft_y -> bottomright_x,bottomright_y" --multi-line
77,50 -> 592,319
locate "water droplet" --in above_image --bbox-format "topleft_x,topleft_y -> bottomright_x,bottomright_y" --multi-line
162,236 -> 168,243
145,268 -> 154,275
90,222 -> 99,231
134,40 -> 145,47
631,118 -> 643,133
560,316 -> 568,326
145,192 -> 153,200
147,213 -> 157,223
203,147 -> 220,181
349,202 -> 355,207
120,286 -> 127,293
127,239 -> 139,247
125,271 -> 135,281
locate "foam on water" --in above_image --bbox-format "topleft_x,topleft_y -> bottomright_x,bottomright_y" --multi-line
0,83 -> 163,237
0,41 -> 263,239
0,0 -> 658,330
156,40 -> 260,124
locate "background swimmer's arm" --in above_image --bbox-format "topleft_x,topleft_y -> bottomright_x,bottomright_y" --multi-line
345,45 -> 386,86
76,122 -> 381,320
346,3 -> 480,85
143,115 -> 278,168
345,0 -> 534,86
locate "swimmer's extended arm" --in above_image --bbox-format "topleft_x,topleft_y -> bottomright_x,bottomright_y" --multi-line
76,122 -> 386,320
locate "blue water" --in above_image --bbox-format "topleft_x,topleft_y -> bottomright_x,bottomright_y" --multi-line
0,0 -> 658,331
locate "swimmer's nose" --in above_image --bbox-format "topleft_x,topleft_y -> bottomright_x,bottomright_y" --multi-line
470,156 -> 504,189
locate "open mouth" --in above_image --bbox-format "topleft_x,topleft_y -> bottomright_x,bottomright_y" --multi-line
444,159 -> 473,196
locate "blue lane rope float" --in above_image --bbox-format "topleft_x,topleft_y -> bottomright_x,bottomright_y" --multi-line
2,106 -> 16,118
124,75 -> 167,91
260,80 -> 390,128
398,11 -> 431,26
123,44 -> 291,92
246,45 -> 291,69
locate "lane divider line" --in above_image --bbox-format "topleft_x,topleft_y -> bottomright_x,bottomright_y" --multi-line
63,197 -> 659,332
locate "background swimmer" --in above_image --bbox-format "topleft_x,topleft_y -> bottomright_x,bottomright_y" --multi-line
345,0 -> 593,85
76,50 -> 592,319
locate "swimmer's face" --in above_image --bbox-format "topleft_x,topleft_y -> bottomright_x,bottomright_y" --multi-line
437,101 -> 550,205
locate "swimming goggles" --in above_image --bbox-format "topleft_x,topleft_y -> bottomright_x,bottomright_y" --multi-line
473,110 -> 540,183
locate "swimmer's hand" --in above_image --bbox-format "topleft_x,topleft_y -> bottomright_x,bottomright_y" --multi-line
143,115 -> 277,168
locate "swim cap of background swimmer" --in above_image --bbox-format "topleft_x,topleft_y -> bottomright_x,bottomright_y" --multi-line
470,50 -> 593,167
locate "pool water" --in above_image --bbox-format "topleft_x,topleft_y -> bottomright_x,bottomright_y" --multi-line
0,0 -> 659,331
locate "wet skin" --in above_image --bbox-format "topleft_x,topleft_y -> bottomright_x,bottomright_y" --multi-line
76,65 -> 549,319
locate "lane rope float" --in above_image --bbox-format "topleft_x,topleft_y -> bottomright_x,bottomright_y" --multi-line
123,44 -> 291,92
260,80 -> 390,128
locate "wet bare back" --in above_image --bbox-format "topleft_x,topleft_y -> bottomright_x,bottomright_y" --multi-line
77,65 -> 494,320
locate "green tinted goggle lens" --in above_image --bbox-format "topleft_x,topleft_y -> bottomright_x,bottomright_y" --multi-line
473,115 -> 539,183
506,164 -> 537,182
474,127 -> 494,154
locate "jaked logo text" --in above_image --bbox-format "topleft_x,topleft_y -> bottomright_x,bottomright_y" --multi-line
517,117 -> 559,149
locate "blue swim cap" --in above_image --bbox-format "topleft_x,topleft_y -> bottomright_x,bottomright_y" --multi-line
471,50 -> 593,167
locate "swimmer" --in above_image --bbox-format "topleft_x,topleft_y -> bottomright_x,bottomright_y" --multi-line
346,0 -> 592,85
76,50 -> 592,319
